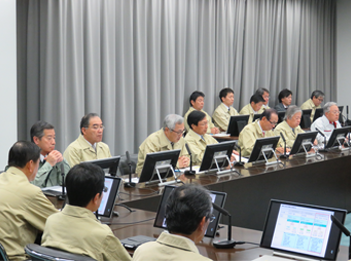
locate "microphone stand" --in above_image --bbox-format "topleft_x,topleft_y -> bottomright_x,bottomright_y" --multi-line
279,132 -> 289,159
58,164 -> 66,200
234,143 -> 244,167
124,151 -> 136,188
316,127 -> 327,152
330,215 -> 351,260
184,143 -> 196,175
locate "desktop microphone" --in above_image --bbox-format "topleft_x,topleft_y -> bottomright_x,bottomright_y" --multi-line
233,143 -> 244,167
315,127 -> 327,152
58,163 -> 66,200
330,215 -> 351,259
279,132 -> 288,159
184,143 -> 196,175
124,151 -> 136,188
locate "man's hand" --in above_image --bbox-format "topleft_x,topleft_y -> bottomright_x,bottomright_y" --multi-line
178,156 -> 190,168
211,127 -> 220,134
45,150 -> 63,167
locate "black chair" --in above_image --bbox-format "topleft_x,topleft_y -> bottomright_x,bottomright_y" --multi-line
25,244 -> 96,261
118,153 -> 137,175
0,242 -> 9,261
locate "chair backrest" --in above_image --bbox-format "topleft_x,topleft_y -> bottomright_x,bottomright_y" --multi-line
25,244 -> 97,261
0,242 -> 9,261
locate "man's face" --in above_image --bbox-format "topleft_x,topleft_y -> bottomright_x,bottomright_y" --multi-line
261,114 -> 278,131
34,129 -> 56,156
192,117 -> 208,136
287,112 -> 301,129
312,96 -> 324,107
281,94 -> 292,106
165,123 -> 185,143
191,96 -> 204,111
262,91 -> 270,105
222,92 -> 234,107
251,102 -> 263,112
325,105 -> 340,122
82,116 -> 104,144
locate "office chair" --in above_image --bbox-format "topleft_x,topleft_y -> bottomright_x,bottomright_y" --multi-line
25,244 -> 96,261
0,242 -> 9,261
119,153 -> 137,175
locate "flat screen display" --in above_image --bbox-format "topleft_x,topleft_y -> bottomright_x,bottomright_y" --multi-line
97,176 -> 121,218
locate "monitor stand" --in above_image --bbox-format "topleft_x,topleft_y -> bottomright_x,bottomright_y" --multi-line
260,147 -> 281,166
336,136 -> 349,152
301,141 -> 316,158
213,155 -> 239,176
145,164 -> 180,187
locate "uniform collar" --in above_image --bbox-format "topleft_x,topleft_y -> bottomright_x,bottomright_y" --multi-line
157,231 -> 199,254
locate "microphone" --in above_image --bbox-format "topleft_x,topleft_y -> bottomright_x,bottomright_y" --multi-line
330,215 -> 351,259
184,143 -> 196,175
58,163 -> 66,200
233,143 -> 244,167
124,151 -> 136,188
279,132 -> 288,159
315,127 -> 325,137
315,127 -> 327,152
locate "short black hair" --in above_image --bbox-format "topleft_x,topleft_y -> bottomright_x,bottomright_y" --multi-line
278,89 -> 293,103
189,91 -> 205,106
219,88 -> 234,102
166,184 -> 212,235
255,87 -> 269,96
65,163 -> 105,207
250,94 -> 265,104
187,110 -> 206,130
80,113 -> 99,135
260,108 -> 278,121
311,90 -> 325,99
30,121 -> 54,142
8,141 -> 41,168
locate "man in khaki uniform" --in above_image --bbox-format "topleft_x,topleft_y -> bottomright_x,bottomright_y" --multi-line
184,91 -> 219,134
212,88 -> 239,132
256,87 -> 271,113
238,109 -> 283,157
239,94 -> 265,123
300,90 -> 324,121
0,141 -> 58,261
274,106 -> 304,148
133,184 -> 213,261
42,163 -> 131,261
136,114 -> 190,175
64,113 -> 112,167
184,111 -> 219,165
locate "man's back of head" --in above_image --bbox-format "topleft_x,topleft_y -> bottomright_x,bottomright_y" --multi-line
8,141 -> 41,169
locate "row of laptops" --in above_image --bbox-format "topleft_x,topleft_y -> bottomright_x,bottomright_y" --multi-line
227,106 -> 345,137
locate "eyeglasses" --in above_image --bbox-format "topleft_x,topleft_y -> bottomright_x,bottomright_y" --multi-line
207,213 -> 216,223
171,129 -> 185,136
317,98 -> 324,102
89,124 -> 105,130
198,121 -> 208,127
329,111 -> 341,115
268,120 -> 278,126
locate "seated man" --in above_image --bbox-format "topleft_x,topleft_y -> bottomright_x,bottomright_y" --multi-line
274,106 -> 304,148
212,88 -> 239,132
42,163 -> 131,261
238,109 -> 283,157
30,121 -> 70,188
184,110 -> 219,165
239,94 -> 265,123
184,91 -> 219,134
274,89 -> 293,111
136,114 -> 190,175
311,102 -> 342,146
300,90 -> 324,121
133,184 -> 212,261
255,87 -> 270,112
64,113 -> 112,167
0,141 -> 58,261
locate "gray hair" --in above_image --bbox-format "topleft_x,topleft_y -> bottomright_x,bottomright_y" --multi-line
285,105 -> 302,120
311,90 -> 324,99
323,102 -> 337,114
163,114 -> 184,131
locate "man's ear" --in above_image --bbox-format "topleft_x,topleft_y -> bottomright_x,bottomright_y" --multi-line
190,100 -> 195,107
81,127 -> 87,136
93,193 -> 101,205
33,136 -> 40,145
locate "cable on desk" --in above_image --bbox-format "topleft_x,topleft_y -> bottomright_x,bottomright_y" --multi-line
115,203 -> 136,212
110,217 -> 155,227
119,188 -> 160,197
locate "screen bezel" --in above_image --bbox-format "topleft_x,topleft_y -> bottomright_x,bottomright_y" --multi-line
260,199 -> 347,261
153,185 -> 227,238
248,136 -> 280,163
325,126 -> 350,149
97,176 -> 121,218
226,115 -> 250,136
289,131 -> 317,156
86,156 -> 121,176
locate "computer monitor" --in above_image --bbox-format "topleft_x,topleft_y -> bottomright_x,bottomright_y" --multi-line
226,115 -> 249,136
253,113 -> 262,122
138,150 -> 180,185
338,105 -> 344,125
325,126 -> 350,149
312,108 -> 324,122
154,185 -> 227,238
199,141 -> 236,174
86,156 -> 120,176
97,176 -> 121,218
248,136 -> 280,165
277,111 -> 286,124
260,199 -> 347,261
300,109 -> 312,129
289,131 -> 318,156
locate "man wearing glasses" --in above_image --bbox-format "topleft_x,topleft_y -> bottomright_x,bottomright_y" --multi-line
238,109 -> 283,157
311,102 -> 342,146
136,114 -> 190,175
300,90 -> 325,121
64,113 -> 112,167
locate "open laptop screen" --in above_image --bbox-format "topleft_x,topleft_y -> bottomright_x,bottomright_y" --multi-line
260,199 -> 347,260
97,176 -> 121,218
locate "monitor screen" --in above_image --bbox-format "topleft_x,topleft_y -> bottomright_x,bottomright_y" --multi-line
277,111 -> 286,124
154,185 -> 227,238
312,108 -> 324,122
300,109 -> 312,129
289,131 -> 317,156
138,150 -> 180,184
325,126 -> 350,149
338,106 -> 344,125
253,113 -> 262,122
226,115 -> 249,136
199,141 -> 236,172
97,176 -> 121,218
86,156 -> 120,176
260,199 -> 347,260
248,136 -> 280,164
